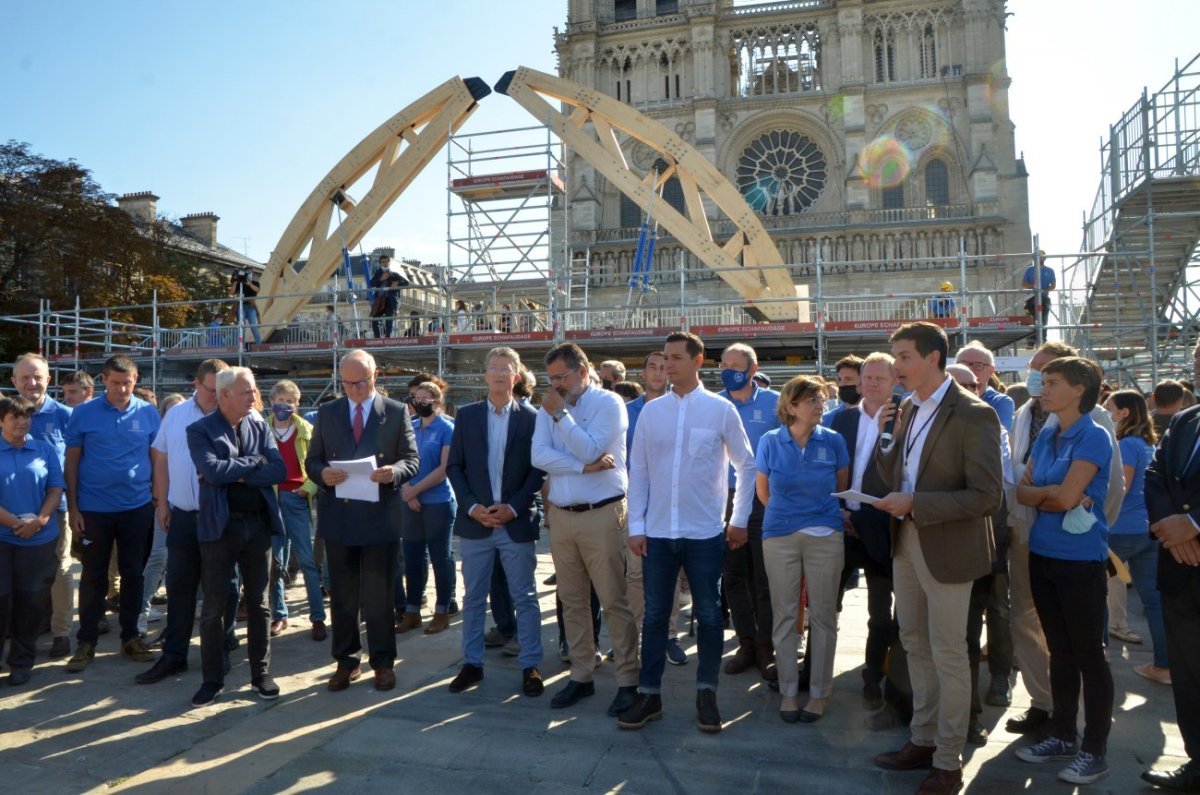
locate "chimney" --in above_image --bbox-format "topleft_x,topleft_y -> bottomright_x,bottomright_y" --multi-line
181,212 -> 220,248
116,191 -> 159,225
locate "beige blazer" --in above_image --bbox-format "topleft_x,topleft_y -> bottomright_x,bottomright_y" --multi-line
875,378 -> 1004,584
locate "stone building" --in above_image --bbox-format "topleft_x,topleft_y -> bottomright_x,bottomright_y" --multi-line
555,0 -> 1031,315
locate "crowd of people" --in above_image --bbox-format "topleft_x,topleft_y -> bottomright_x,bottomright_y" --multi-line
2,322 -> 1200,794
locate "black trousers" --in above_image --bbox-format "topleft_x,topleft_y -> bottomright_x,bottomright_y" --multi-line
967,570 -> 1014,717
1030,552 -> 1113,755
327,539 -> 398,670
78,503 -> 154,645
162,508 -> 239,663
0,540 -> 57,669
724,492 -> 771,643
1163,574 -> 1200,761
199,515 -> 272,684
371,313 -> 394,339
837,535 -> 895,684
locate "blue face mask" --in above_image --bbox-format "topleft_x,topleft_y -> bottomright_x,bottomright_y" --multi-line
271,403 -> 296,422
1026,369 -> 1043,397
721,368 -> 751,392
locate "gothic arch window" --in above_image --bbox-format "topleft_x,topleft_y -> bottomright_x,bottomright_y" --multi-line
730,23 -> 822,97
736,130 -> 827,216
920,23 -> 938,79
614,0 -> 636,22
873,29 -> 895,83
925,158 -> 950,205
619,177 -> 686,228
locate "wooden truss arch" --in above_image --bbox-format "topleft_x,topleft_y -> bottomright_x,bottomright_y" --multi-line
496,66 -> 797,321
258,76 -> 491,330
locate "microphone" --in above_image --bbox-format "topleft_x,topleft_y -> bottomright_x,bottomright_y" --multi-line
880,385 -> 905,445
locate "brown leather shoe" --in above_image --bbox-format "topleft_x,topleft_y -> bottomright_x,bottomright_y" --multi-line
723,639 -> 756,675
448,663 -> 483,693
327,666 -> 362,691
270,619 -> 288,637
755,638 -> 778,682
424,613 -> 450,635
311,621 -> 328,642
917,767 -> 963,795
374,668 -> 396,691
874,741 -> 937,771
394,612 -> 422,633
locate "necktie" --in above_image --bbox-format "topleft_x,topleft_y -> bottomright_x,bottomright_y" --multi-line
353,403 -> 364,444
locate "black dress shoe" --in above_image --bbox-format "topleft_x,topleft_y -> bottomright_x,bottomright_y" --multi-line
606,685 -> 638,717
617,693 -> 663,729
1005,707 -> 1049,735
967,720 -> 989,745
780,709 -> 800,723
798,709 -> 823,723
1142,761 -> 1200,793
551,679 -> 595,709
862,680 -> 884,710
985,675 -> 1012,707
136,656 -> 188,684
449,663 -> 483,693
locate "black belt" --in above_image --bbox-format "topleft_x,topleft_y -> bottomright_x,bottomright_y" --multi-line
555,494 -> 623,513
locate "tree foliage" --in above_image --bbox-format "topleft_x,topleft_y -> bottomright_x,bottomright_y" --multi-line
0,140 -> 227,358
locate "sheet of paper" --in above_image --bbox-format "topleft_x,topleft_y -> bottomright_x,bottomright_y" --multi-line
831,490 -> 880,505
331,456 -> 380,503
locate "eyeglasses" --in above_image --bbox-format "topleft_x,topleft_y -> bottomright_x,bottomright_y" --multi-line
959,361 -> 992,371
340,379 -> 370,390
486,365 -> 516,375
547,371 -> 575,384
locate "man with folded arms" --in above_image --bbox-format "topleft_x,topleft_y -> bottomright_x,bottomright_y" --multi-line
533,342 -> 639,715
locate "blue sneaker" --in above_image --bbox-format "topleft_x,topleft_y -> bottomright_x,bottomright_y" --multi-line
1015,736 -> 1078,764
666,637 -> 688,666
1058,751 -> 1109,784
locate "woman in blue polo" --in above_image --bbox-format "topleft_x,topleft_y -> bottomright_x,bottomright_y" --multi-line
1015,356 -> 1114,785
0,396 -> 65,686
757,374 -> 848,725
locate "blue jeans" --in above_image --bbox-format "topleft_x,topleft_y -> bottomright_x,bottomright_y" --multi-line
240,302 -> 262,345
490,551 -> 515,636
640,534 -> 726,693
1108,532 -> 1169,668
270,490 -> 326,623
139,515 -> 168,631
402,500 -> 455,613
460,529 -> 542,670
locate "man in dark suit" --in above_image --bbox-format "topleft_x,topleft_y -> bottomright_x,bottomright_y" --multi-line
305,350 -> 419,692
871,322 -> 1003,795
1143,404 -> 1200,792
831,351 -> 898,712
446,346 -> 546,697
186,367 -> 287,707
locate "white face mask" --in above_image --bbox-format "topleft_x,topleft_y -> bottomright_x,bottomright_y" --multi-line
1026,369 -> 1043,397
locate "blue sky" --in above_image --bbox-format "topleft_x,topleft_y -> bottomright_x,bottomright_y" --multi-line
6,0 -> 1198,269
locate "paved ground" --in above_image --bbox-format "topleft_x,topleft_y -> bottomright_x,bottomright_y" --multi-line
0,543 -> 1187,794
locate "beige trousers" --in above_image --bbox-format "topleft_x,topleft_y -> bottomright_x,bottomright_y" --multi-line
549,501 -> 640,686
1008,532 -> 1053,712
893,521 -> 973,772
763,530 -> 844,699
50,511 -> 74,637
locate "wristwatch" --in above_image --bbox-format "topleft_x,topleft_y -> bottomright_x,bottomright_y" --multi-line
553,408 -> 569,423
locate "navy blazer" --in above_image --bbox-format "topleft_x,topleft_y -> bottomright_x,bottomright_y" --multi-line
305,394 -> 419,546
447,399 -> 545,543
1145,404 -> 1200,595
831,406 -> 892,566
187,411 -> 287,543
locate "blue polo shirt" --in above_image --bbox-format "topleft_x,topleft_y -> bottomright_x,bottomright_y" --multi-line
1028,413 -> 1112,561
412,413 -> 455,504
30,396 -> 72,511
982,387 -> 1015,433
1111,436 -> 1154,536
756,424 -> 849,538
0,436 -> 64,547
625,395 -> 646,451
720,385 -> 781,489
1023,264 -> 1056,290
65,395 -> 160,513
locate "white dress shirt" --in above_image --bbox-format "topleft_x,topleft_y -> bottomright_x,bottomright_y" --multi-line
531,384 -> 628,507
847,400 -> 884,510
151,395 -> 212,512
900,374 -> 954,491
628,385 -> 755,539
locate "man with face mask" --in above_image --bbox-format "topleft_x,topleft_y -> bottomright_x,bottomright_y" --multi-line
599,360 -> 626,392
822,355 -> 865,427
716,343 -> 780,680
1004,341 -> 1124,736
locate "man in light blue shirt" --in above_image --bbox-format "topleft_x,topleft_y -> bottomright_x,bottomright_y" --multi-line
64,355 -> 160,673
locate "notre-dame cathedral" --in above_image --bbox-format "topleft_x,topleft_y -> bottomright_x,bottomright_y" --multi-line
555,0 -> 1031,308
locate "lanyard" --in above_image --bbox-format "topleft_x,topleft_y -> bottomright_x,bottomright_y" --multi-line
903,397 -> 944,473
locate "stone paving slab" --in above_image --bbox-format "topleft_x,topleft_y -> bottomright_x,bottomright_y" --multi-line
0,549 -> 1187,794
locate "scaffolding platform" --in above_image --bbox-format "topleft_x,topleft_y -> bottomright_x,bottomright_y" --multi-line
450,169 -> 565,202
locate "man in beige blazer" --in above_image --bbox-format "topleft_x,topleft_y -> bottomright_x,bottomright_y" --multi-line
871,322 -> 1004,795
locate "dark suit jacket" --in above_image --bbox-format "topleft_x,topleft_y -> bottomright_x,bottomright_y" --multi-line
875,378 -> 1002,584
305,394 -> 419,546
1145,404 -> 1200,595
447,399 -> 545,543
187,411 -> 287,543
831,406 -> 892,566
